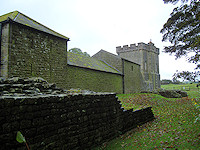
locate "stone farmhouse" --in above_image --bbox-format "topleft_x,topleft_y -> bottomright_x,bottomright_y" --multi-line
0,11 -> 160,93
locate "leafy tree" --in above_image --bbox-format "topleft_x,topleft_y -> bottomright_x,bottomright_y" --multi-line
163,0 -> 189,4
172,77 -> 182,84
160,0 -> 200,69
161,79 -> 173,84
173,70 -> 200,82
68,48 -> 90,57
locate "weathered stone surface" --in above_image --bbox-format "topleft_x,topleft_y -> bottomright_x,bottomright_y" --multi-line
158,89 -> 182,98
175,90 -> 188,97
0,77 -> 94,97
0,77 -> 155,150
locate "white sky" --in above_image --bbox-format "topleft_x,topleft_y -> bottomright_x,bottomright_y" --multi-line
1,0 -> 198,80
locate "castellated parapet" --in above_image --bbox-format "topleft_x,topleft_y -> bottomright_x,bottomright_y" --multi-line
116,42 -> 160,91
116,42 -> 159,55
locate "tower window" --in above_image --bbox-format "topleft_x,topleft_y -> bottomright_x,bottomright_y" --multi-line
131,66 -> 133,71
144,61 -> 147,71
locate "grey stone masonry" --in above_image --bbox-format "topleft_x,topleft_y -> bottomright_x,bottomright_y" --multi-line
116,42 -> 159,54
0,77 -> 155,150
116,42 -> 161,91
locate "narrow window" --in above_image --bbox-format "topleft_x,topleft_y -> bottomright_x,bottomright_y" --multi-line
144,61 -> 147,71
131,66 -> 133,71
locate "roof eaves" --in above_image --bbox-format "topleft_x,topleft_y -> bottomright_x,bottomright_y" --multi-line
17,11 -> 69,40
0,11 -> 19,22
67,63 -> 123,76
100,60 -> 122,74
122,58 -> 140,66
0,11 -> 69,40
67,52 -> 122,74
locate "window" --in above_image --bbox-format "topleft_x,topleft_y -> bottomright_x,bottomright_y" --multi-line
144,61 -> 147,71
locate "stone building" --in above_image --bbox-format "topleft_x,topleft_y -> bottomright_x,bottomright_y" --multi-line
66,52 -> 124,93
93,50 -> 143,93
116,42 -> 160,90
0,11 -> 160,93
0,11 -> 69,86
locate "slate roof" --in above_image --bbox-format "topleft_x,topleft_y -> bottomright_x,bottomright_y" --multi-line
0,11 -> 69,40
93,49 -> 140,65
67,52 -> 122,74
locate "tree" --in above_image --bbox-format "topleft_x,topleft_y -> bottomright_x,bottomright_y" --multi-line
161,79 -> 173,84
172,77 -> 182,84
68,48 -> 90,57
160,0 -> 200,69
173,70 -> 200,82
163,0 -> 189,4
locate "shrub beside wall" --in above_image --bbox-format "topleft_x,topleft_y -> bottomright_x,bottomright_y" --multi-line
0,94 -> 154,150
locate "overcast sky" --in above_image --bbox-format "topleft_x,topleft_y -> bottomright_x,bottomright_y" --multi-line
1,0 -> 198,80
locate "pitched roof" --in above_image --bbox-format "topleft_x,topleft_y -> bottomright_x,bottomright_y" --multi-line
0,11 -> 69,40
93,49 -> 140,66
67,52 -> 122,74
93,49 -> 122,60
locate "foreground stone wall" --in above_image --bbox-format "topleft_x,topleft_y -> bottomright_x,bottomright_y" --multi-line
0,94 -> 154,150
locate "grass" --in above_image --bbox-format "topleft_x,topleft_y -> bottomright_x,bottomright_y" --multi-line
161,83 -> 199,91
94,84 -> 200,149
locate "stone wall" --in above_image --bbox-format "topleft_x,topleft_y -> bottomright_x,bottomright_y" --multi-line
0,78 -> 155,150
92,50 -> 143,94
65,65 -> 123,93
123,59 -> 142,93
1,21 -> 68,87
92,50 -> 123,73
0,22 -> 10,77
0,22 -> 125,93
0,95 -> 154,150
116,42 -> 161,91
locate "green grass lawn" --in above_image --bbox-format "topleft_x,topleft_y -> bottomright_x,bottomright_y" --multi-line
94,84 -> 200,149
161,83 -> 199,91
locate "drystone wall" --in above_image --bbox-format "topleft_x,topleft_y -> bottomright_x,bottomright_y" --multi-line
0,77 -> 155,150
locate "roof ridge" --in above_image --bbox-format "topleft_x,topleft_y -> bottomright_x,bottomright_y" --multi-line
0,10 -> 69,40
15,11 -> 69,39
13,11 -> 20,21
100,60 -> 122,73
67,52 -> 122,74
0,10 -> 19,22
93,49 -> 121,59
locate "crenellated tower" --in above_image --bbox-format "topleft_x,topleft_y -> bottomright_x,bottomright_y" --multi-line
116,42 -> 160,91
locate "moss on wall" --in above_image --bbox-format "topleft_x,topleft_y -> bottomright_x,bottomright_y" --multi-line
92,50 -> 123,73
0,93 -> 154,149
1,20 -> 146,93
0,23 -> 10,78
7,22 -> 68,86
68,52 -> 120,74
123,60 -> 142,93
65,65 -> 123,93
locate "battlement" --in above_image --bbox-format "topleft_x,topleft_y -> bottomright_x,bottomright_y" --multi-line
116,42 -> 159,54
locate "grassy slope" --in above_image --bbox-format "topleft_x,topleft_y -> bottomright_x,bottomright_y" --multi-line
94,84 -> 200,149
161,83 -> 198,91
